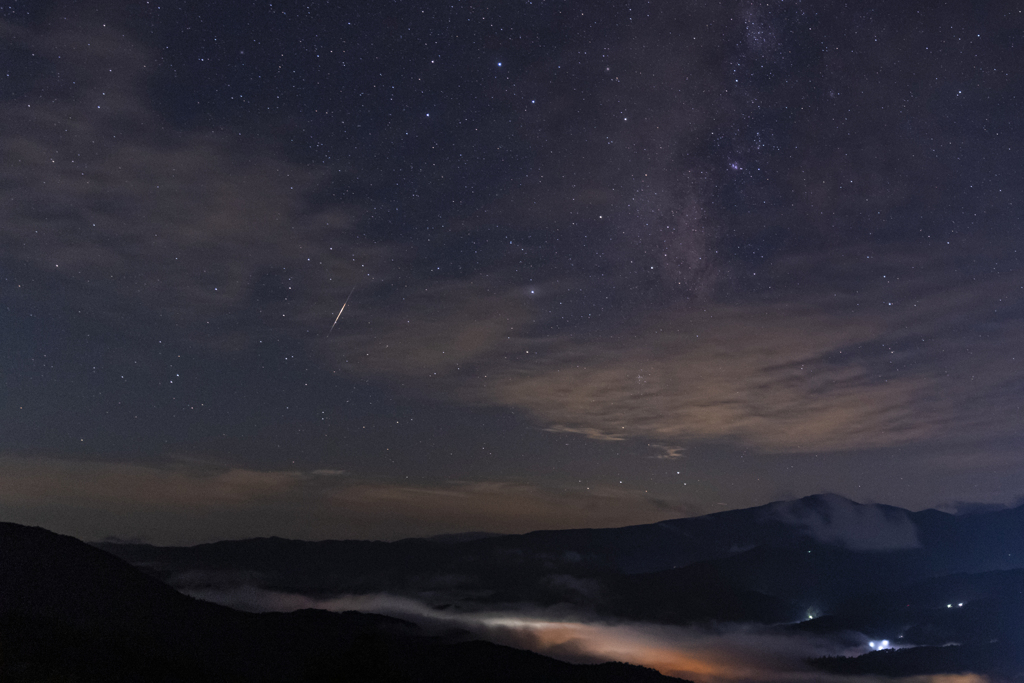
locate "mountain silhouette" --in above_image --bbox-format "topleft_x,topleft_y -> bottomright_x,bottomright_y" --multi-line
99,494 -> 1024,617
0,522 -> 681,682
94,494 -> 1024,678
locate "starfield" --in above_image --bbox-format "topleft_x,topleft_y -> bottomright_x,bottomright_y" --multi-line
1,0 -> 1022,680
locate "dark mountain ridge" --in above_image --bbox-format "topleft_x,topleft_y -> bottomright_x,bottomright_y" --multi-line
93,494 -> 1024,679
0,521 -> 681,682
98,494 -> 1024,614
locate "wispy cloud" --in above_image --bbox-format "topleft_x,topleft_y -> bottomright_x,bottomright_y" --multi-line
342,267 -> 1024,456
649,444 -> 687,460
545,425 -> 627,442
183,586 -> 990,683
0,21 -> 385,349
767,494 -> 921,551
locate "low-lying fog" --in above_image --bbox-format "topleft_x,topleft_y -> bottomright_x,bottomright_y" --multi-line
184,586 -> 987,683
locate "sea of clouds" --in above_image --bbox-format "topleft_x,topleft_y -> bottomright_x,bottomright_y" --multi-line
183,585 -> 986,683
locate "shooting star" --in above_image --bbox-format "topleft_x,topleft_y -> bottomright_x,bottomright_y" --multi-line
328,287 -> 355,336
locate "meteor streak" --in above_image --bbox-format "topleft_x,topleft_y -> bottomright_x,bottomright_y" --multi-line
328,288 -> 355,336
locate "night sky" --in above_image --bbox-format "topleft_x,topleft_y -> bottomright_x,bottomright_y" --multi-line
2,0 -> 1022,543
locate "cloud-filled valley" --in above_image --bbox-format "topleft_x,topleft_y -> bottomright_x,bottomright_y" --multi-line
180,586 -> 948,683
105,493 -> 1019,682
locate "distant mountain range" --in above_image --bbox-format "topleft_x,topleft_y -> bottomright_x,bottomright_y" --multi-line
2,494 -> 1021,680
0,521 -> 680,682
94,493 -> 1024,679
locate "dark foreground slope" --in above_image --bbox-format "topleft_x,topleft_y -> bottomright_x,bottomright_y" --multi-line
0,522 -> 681,683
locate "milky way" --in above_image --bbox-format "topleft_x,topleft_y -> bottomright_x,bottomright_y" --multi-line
1,1 -> 1022,540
